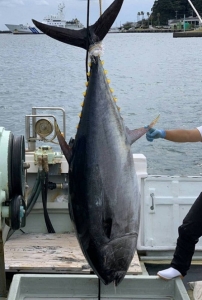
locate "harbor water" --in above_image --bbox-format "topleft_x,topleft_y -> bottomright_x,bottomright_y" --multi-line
0,32 -> 202,176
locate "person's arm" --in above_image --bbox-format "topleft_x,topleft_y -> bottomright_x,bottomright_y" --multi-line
165,128 -> 202,142
146,126 -> 202,143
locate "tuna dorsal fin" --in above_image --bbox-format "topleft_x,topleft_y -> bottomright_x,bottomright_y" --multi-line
55,122 -> 72,163
32,0 -> 124,49
126,115 -> 160,145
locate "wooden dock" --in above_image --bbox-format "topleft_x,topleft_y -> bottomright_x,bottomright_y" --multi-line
4,233 -> 142,275
173,30 -> 202,38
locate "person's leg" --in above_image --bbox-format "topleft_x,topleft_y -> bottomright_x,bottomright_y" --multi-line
158,192 -> 202,279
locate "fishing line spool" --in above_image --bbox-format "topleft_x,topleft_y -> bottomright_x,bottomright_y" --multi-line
35,118 -> 54,138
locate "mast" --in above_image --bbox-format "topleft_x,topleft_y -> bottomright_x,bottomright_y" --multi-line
187,0 -> 202,24
58,3 -> 65,21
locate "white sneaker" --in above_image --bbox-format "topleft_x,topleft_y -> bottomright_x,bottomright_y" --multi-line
157,267 -> 182,280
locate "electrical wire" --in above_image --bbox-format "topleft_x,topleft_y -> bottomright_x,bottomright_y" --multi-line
40,170 -> 55,233
98,278 -> 101,299
26,171 -> 41,212
6,171 -> 41,240
85,0 -> 90,81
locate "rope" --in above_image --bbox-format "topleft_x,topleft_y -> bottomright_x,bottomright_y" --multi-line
85,0 -> 90,81
89,42 -> 104,57
85,0 -> 103,80
99,0 -> 102,16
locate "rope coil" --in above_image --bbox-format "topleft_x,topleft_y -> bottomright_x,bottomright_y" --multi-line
89,42 -> 104,57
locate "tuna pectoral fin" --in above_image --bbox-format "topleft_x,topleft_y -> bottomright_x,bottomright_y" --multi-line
55,123 -> 72,163
32,19 -> 87,50
127,115 -> 160,145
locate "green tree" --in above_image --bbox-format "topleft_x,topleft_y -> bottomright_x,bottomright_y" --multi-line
122,22 -> 134,31
157,12 -> 160,26
147,12 -> 150,26
137,11 -> 141,22
141,11 -> 144,26
151,0 -> 202,25
150,14 -> 154,26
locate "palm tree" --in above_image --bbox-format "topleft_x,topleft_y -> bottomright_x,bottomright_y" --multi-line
141,11 -> 144,26
150,14 -> 153,26
137,12 -> 141,22
147,12 -> 150,27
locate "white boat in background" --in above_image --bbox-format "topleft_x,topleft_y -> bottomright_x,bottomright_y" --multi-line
5,2 -> 84,34
42,2 -> 83,30
5,23 -> 42,34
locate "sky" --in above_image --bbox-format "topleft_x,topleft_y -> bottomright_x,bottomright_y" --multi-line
0,0 -> 155,31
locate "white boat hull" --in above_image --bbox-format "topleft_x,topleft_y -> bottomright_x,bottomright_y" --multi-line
5,22 -> 83,34
5,24 -> 42,34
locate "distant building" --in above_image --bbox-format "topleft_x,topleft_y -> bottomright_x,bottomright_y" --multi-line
168,16 -> 200,30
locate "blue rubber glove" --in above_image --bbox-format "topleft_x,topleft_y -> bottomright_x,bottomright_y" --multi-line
146,128 -> 166,142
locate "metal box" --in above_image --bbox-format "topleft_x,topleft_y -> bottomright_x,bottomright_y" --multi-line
8,274 -> 189,299
138,175 -> 202,251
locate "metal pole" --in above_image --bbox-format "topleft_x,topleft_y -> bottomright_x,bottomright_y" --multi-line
99,0 -> 102,16
187,0 -> 202,24
0,230 -> 7,298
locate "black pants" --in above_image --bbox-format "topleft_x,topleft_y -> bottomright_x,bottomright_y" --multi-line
171,192 -> 202,276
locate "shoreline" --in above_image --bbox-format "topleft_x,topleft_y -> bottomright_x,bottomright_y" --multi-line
173,30 -> 202,37
0,29 -> 175,35
0,30 -> 11,34
1,29 -> 202,37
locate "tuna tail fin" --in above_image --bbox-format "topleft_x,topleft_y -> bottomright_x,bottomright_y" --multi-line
32,0 -> 124,50
32,20 -> 88,49
90,0 -> 124,42
127,115 -> 160,145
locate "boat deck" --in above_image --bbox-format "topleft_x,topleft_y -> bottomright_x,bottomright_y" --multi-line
4,233 -> 142,275
4,233 -> 202,299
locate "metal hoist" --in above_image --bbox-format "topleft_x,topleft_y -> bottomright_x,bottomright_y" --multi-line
0,107 -> 68,232
0,127 -> 27,298
0,107 -> 68,297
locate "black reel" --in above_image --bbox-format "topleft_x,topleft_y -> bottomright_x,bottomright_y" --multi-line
5,196 -> 26,230
5,135 -> 27,230
11,135 -> 26,197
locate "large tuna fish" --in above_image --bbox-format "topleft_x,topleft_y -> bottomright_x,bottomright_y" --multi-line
33,0 -> 157,286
